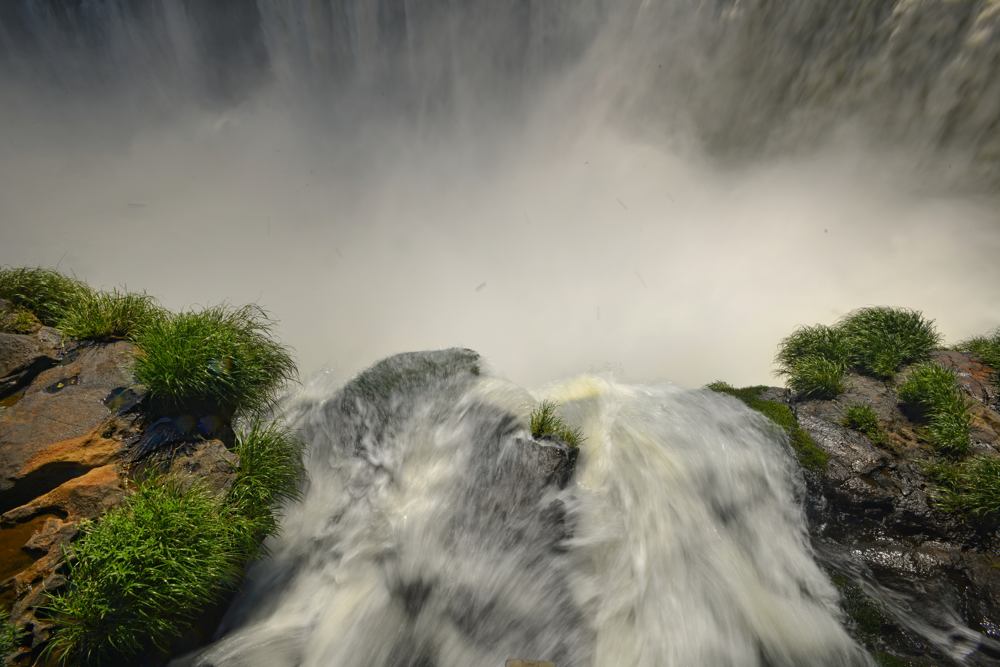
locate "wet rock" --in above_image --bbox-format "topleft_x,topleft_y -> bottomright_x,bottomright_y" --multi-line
777,351 -> 1000,663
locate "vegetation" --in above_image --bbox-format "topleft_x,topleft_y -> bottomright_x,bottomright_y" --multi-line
530,400 -> 583,448
43,416 -> 306,664
776,308 -> 940,398
776,325 -> 848,399
842,404 -> 886,446
57,289 -> 166,341
0,267 -> 92,326
840,307 -> 940,379
928,456 -> 1000,520
227,419 -> 306,556
785,356 -> 845,399
707,382 -> 828,471
897,363 -> 971,457
1,609 -> 21,660
134,305 -> 296,416
43,480 -> 244,666
957,330 -> 1000,386
0,305 -> 40,334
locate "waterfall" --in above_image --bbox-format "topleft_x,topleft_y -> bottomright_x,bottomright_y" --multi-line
178,350 -> 870,666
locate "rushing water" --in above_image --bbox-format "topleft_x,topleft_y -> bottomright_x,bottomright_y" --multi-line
2,4 -> 999,663
180,349 -> 871,667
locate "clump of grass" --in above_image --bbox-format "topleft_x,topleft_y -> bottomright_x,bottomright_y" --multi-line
776,325 -> 849,399
530,400 -> 583,448
897,363 -> 971,456
0,305 -> 40,334
43,480 -> 243,666
776,308 -> 940,398
928,456 -> 1000,521
227,419 -> 306,556
1,608 -> 22,659
134,305 -> 296,416
0,267 -> 92,326
842,404 -> 887,446
840,307 -> 940,379
957,330 -> 1000,383
786,356 -> 845,399
57,289 -> 166,341
707,382 -> 828,471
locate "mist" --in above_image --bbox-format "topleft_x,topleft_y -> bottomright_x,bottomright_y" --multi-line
2,0 -> 998,388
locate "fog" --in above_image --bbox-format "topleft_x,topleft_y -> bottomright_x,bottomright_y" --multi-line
2,1 -> 999,388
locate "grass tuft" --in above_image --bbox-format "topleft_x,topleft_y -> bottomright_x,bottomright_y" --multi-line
928,456 -> 1000,520
0,305 -> 41,334
776,325 -> 849,399
57,289 -> 166,341
1,608 -> 22,659
786,356 -> 845,400
842,404 -> 886,446
0,267 -> 92,326
227,419 -> 306,556
840,307 -> 940,379
134,305 -> 296,416
897,363 -> 971,456
530,400 -> 583,448
43,480 -> 243,666
707,382 -> 828,471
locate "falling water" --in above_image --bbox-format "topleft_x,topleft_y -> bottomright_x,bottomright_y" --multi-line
177,350 -> 872,666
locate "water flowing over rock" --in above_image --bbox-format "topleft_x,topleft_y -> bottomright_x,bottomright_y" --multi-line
183,350 -> 869,667
3,0 -> 999,185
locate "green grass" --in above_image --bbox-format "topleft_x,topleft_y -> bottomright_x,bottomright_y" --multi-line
777,324 -> 850,371
43,416 -> 307,665
897,363 -> 971,456
840,307 -> 940,379
530,400 -> 583,448
0,267 -> 92,326
43,480 -> 244,666
842,404 -> 887,446
1,608 -> 21,660
57,289 -> 166,341
776,325 -> 849,399
957,330 -> 1000,385
134,305 -> 296,416
707,382 -> 829,471
928,456 -> 1000,520
0,305 -> 40,334
786,356 -> 845,399
226,419 -> 306,556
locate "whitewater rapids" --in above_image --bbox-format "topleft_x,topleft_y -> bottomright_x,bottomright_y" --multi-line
181,349 -> 870,667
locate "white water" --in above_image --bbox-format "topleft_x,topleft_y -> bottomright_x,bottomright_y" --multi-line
181,351 -> 869,666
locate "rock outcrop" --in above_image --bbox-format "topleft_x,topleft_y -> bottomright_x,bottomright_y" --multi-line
775,351 -> 1000,665
0,317 -> 242,662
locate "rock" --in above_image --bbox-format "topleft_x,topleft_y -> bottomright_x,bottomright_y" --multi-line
777,351 -> 1000,662
0,329 -> 62,402
0,341 -> 137,500
506,661 -> 556,667
142,439 -> 240,497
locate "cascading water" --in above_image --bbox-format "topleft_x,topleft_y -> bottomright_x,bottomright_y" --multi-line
3,4 -> 999,662
178,350 -> 871,666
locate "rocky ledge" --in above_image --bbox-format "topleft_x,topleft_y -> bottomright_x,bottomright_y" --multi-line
774,351 -> 1000,665
0,303 -> 239,663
